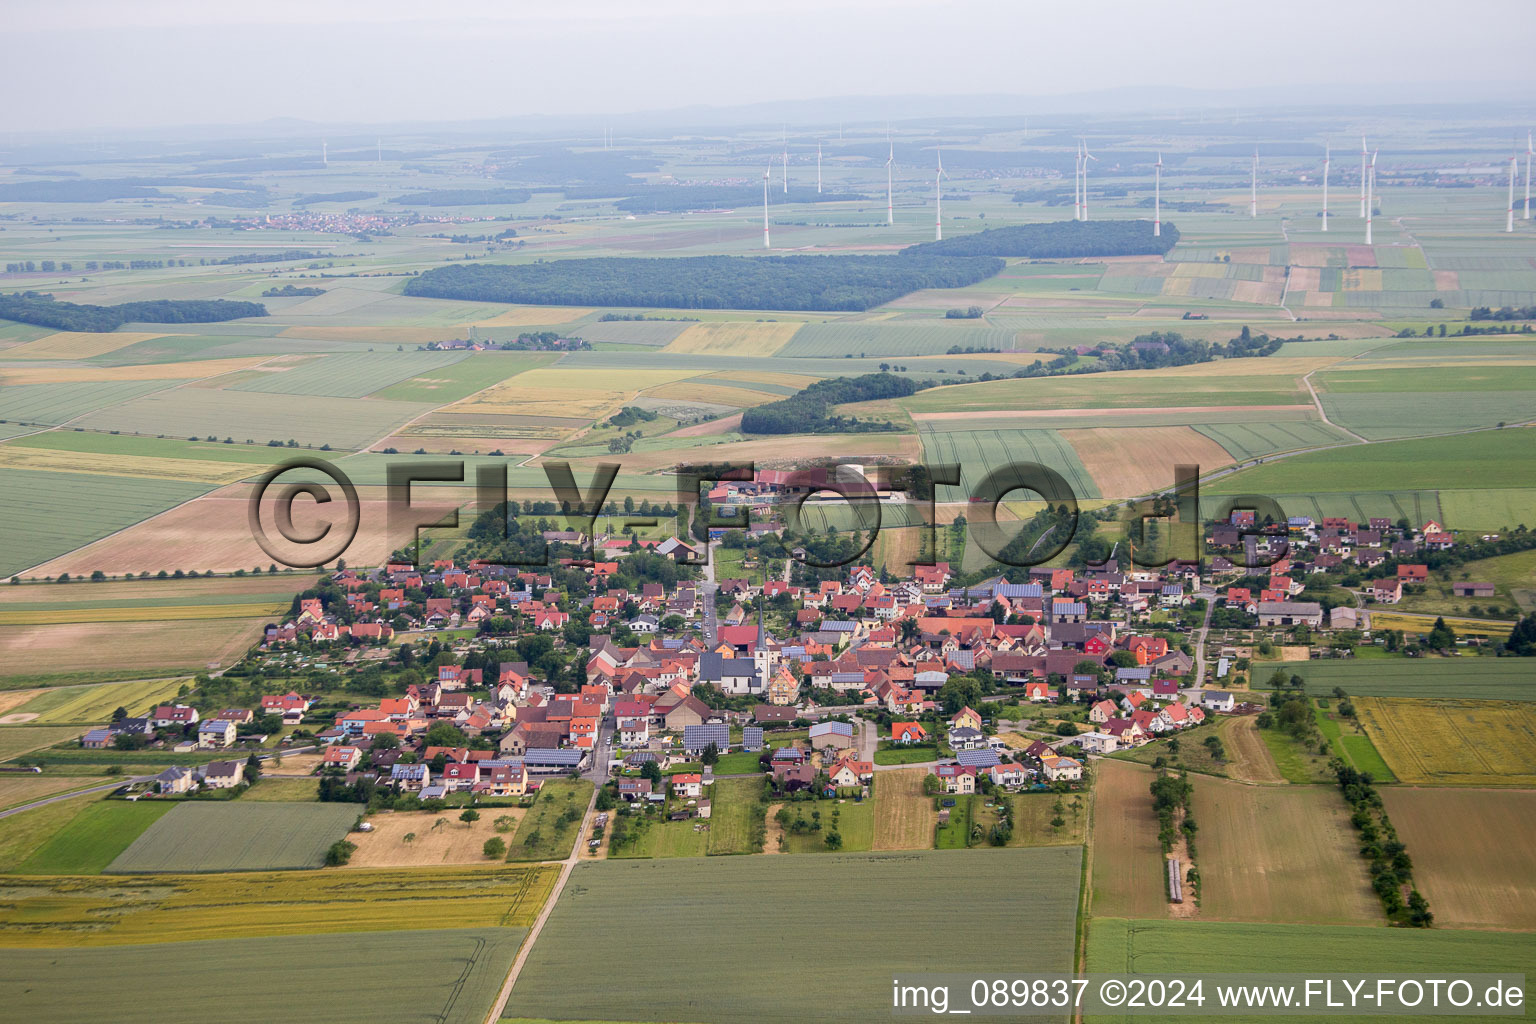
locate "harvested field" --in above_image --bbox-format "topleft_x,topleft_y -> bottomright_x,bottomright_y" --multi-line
871,766 -> 937,850
1379,787 -> 1536,931
1062,425 -> 1234,497
0,929 -> 527,1024
0,774 -> 114,810
473,305 -> 593,326
661,321 -> 802,356
1221,716 -> 1285,783
28,483 -> 422,577
107,801 -> 360,873
0,601 -> 281,625
0,726 -> 90,762
0,865 -> 556,946
0,444 -> 253,484
511,849 -> 1081,1024
1354,697 -> 1536,786
1190,777 -> 1379,924
643,381 -> 779,407
0,619 -> 264,679
347,808 -> 523,867
669,412 -> 743,436
1089,759 -> 1166,919
450,366 -> 693,419
0,357 -> 266,385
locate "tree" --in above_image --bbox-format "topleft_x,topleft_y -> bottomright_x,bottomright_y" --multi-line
640,760 -> 662,785
324,840 -> 356,866
402,832 -> 416,844
244,753 -> 263,784
700,741 -> 720,767
460,809 -> 480,826
922,773 -> 942,796
371,731 -> 401,750
1425,616 -> 1457,651
483,837 -> 507,859
111,706 -> 128,722
1506,613 -> 1536,656
423,721 -> 470,749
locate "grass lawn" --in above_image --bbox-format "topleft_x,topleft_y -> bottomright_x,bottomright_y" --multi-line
874,746 -> 939,765
506,779 -> 593,861
711,750 -> 766,775
935,794 -> 976,849
1009,791 -> 1088,847
15,799 -> 175,874
1109,721 -> 1230,776
609,810 -> 710,859
705,777 -> 767,855
1255,726 -> 1334,784
779,798 -> 875,853
1313,701 -> 1396,781
239,777 -> 319,801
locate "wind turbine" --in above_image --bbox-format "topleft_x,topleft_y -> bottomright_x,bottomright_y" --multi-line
1526,131 -> 1532,220
1507,147 -> 1518,233
377,139 -> 382,164
1250,148 -> 1258,218
1074,143 -> 1083,221
782,129 -> 789,194
885,133 -> 894,226
1321,144 -> 1330,232
1153,152 -> 1162,237
1359,135 -> 1368,218
934,147 -> 948,241
1365,150 -> 1377,244
322,139 -> 328,167
1081,139 -> 1097,221
762,163 -> 772,249
817,139 -> 822,195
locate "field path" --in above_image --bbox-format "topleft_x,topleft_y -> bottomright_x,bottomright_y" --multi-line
482,781 -> 600,1024
1302,369 -> 1370,443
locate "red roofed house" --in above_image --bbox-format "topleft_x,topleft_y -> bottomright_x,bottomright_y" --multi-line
892,722 -> 928,744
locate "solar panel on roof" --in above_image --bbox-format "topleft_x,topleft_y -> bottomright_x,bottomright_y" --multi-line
955,748 -> 1000,768
742,727 -> 764,751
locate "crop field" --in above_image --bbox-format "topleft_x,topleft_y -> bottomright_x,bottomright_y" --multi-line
0,468 -> 212,578
0,574 -> 309,609
1273,658 -> 1535,700
75,387 -> 434,450
1189,777 -> 1378,924
1089,759 -> 1167,919
16,799 -> 177,874
6,429 -> 291,464
1206,429 -> 1535,497
11,677 -> 189,724
224,350 -> 466,398
506,779 -> 593,861
1085,918 -> 1536,1024
347,808 -> 522,867
1061,425 -> 1234,497
870,766 -> 939,850
2,330 -> 170,360
373,351 -> 555,402
451,366 -> 694,418
1354,697 -> 1536,786
510,848 -> 1081,1024
0,773 -> 114,810
0,444 -> 254,484
918,426 -> 1100,501
27,484 -> 418,578
0,380 -> 181,426
775,321 -> 1016,357
0,618 -> 266,681
1193,418 -> 1354,460
1313,703 -> 1396,781
0,929 -> 527,1024
0,865 -> 556,946
1,357 -> 266,386
0,726 -> 90,760
901,370 -> 1307,414
661,321 -> 803,355
568,319 -> 691,346
1378,787 -> 1536,931
0,600 -> 281,625
1320,391 -> 1536,439
107,801 -> 361,873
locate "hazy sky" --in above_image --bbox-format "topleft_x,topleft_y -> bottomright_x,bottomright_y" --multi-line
5,0 -> 1532,133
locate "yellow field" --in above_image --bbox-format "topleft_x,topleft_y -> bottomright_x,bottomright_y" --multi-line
346,809 -> 527,868
663,322 -> 802,356
0,619 -> 264,678
0,357 -> 266,385
0,446 -> 253,484
2,331 -> 166,360
644,381 -> 777,408
699,370 -> 822,389
1356,697 -> 1536,786
0,602 -> 282,626
278,326 -> 465,343
0,575 -> 309,607
0,775 -> 114,810
471,306 -> 593,326
18,677 -> 190,724
871,766 -> 937,851
0,866 -> 559,947
1368,613 -> 1512,638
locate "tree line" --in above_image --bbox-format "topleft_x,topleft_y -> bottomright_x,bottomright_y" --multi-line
389,188 -> 532,207
0,291 -> 266,332
739,372 -> 923,434
903,219 -> 1178,259
403,254 -> 1005,313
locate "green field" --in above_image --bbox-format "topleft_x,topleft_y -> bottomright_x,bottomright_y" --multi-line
705,777 -> 767,855
506,778 -> 593,861
776,321 -> 1016,357
105,801 -> 358,872
0,380 -> 179,426
228,350 -> 467,398
15,799 -> 176,874
373,351 -> 554,402
919,426 -> 1101,500
0,726 -> 87,762
902,372 -> 1306,413
6,430 -> 285,464
780,797 -> 875,853
1312,703 -> 1396,781
1272,658 -> 1536,699
0,928 -> 525,1024
1193,419 -> 1353,460
510,848 -> 1082,1024
1086,918 -> 1536,1024
1206,429 -> 1536,496
0,468 -> 211,577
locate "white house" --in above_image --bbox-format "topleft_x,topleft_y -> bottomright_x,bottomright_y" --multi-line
1200,690 -> 1236,713
1075,731 -> 1120,754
